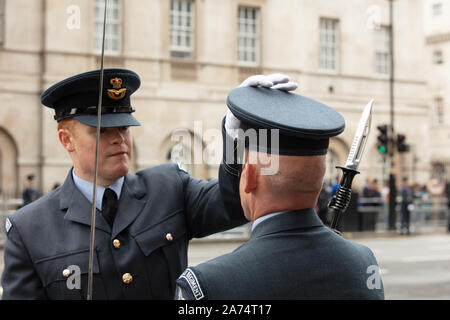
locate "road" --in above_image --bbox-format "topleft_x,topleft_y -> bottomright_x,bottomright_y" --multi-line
1,231 -> 449,299
349,232 -> 450,299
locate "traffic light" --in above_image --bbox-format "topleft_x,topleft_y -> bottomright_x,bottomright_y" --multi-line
377,125 -> 389,154
397,134 -> 410,152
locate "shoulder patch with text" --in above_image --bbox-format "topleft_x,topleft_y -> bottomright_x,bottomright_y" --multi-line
180,268 -> 205,300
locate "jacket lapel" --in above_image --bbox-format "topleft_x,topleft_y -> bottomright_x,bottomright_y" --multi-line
60,169 -> 111,233
250,208 -> 324,240
111,173 -> 147,238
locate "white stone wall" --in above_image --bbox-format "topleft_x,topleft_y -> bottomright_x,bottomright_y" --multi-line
0,0 -> 436,195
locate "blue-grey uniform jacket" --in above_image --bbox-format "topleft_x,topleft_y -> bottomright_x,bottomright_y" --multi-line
175,209 -> 384,300
1,126 -> 246,300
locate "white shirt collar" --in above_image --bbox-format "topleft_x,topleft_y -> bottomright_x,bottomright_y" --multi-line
251,211 -> 286,231
72,169 -> 124,211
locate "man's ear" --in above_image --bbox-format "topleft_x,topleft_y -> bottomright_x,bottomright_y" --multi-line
243,163 -> 257,194
58,129 -> 75,153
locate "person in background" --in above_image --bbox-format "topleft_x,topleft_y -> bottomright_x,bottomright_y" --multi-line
316,182 -> 330,225
400,177 -> 414,235
22,174 -> 41,207
445,181 -> 450,233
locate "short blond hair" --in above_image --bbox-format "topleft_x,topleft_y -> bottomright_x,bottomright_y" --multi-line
57,118 -> 77,133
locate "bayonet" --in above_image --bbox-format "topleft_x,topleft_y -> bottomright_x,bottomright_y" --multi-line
345,99 -> 373,170
329,99 -> 374,233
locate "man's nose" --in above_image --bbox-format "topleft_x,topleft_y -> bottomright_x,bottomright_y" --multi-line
110,128 -> 125,144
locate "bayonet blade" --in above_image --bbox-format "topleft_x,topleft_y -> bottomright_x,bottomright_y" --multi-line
345,99 -> 374,170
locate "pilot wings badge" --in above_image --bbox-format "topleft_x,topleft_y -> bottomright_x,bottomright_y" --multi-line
107,77 -> 127,100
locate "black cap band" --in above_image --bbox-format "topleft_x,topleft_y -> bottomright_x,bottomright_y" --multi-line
54,105 -> 135,121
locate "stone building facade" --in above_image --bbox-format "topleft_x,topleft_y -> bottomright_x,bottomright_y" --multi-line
423,0 -> 450,182
0,0 -> 437,196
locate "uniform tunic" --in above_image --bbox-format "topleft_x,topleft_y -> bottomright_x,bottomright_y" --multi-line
176,209 -> 384,300
2,128 -> 246,299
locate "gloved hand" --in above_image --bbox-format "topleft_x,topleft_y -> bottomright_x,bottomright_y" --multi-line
225,74 -> 298,139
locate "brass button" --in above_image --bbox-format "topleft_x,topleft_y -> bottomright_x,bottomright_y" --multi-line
122,273 -> 133,284
166,233 -> 173,241
62,268 -> 71,278
113,239 -> 121,249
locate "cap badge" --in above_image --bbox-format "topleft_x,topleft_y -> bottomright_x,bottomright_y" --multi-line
107,77 -> 127,100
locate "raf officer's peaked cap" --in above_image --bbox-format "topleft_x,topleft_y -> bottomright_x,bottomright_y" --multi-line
41,68 -> 141,128
226,86 -> 345,156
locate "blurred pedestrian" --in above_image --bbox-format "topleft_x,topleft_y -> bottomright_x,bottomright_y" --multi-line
381,180 -> 390,203
21,174 -> 41,207
362,178 -> 372,198
445,181 -> 450,232
329,176 -> 340,199
400,177 -> 414,235
317,182 -> 330,225
427,178 -> 445,222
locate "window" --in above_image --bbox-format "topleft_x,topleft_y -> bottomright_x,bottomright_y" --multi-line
0,0 -> 5,45
375,26 -> 391,76
237,6 -> 260,65
170,0 -> 195,59
319,18 -> 339,71
432,3 -> 443,17
433,50 -> 443,64
94,0 -> 122,54
434,97 -> 444,125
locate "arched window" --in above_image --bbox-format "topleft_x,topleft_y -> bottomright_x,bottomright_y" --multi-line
324,149 -> 339,184
431,162 -> 446,183
0,127 -> 18,196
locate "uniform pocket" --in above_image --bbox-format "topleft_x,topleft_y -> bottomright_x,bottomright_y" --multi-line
134,210 -> 186,256
34,248 -> 105,299
133,210 -> 187,298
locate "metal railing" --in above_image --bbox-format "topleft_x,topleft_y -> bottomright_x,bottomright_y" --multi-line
1,195 -> 448,241
351,196 -> 449,232
0,194 -> 23,241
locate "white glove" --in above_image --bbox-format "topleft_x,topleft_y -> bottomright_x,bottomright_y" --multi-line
225,74 -> 298,139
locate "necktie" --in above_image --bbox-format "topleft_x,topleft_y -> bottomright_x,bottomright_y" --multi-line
102,188 -> 118,228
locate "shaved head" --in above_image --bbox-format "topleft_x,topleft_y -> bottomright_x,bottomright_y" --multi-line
247,148 -> 326,197
240,148 -> 327,220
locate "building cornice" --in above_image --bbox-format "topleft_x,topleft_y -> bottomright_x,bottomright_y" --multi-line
426,32 -> 450,45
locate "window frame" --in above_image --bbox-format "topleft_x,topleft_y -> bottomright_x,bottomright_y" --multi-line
374,25 -> 391,76
237,6 -> 261,67
94,0 -> 122,55
0,0 -> 5,46
434,97 -> 445,125
169,0 -> 196,59
319,18 -> 340,73
432,2 -> 443,17
433,50 -> 444,65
